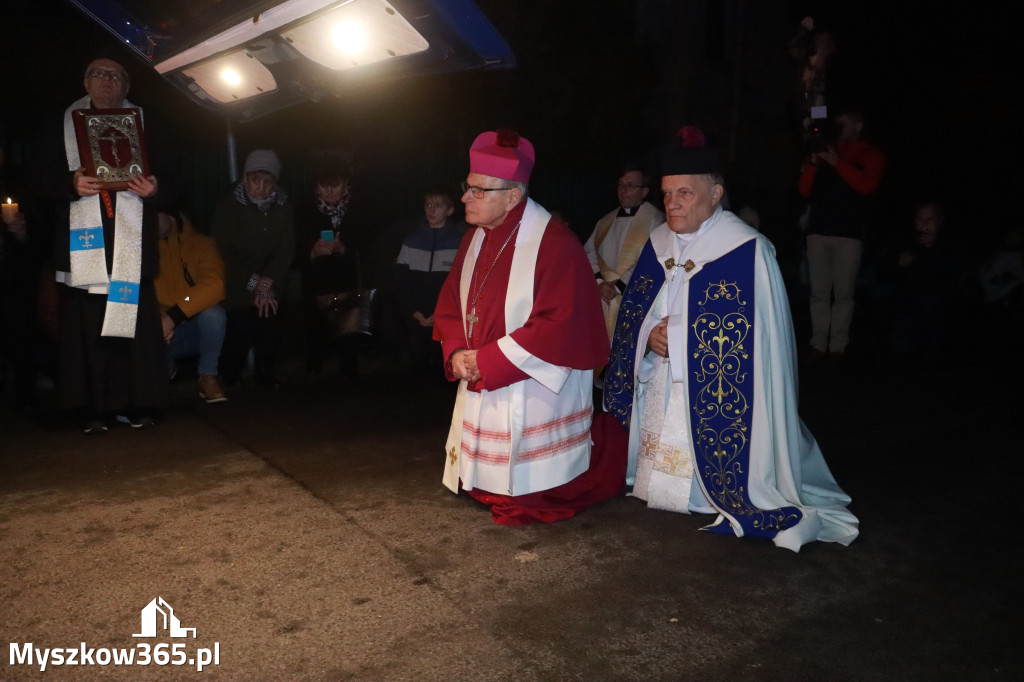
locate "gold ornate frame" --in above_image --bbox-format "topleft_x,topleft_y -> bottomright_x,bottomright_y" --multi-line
71,108 -> 149,190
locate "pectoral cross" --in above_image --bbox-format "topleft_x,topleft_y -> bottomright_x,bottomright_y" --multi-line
466,306 -> 479,339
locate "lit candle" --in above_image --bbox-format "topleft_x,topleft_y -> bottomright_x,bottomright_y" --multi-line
2,197 -> 18,224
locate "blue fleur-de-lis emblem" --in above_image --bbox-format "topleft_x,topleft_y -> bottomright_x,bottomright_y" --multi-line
79,230 -> 95,249
107,280 -> 139,306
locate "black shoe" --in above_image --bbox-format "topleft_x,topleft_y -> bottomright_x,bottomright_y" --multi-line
83,419 -> 109,435
116,413 -> 156,429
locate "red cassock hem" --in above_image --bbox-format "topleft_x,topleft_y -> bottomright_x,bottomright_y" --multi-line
464,412 -> 629,525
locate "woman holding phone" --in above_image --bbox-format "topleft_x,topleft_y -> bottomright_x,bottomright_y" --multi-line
297,153 -> 368,377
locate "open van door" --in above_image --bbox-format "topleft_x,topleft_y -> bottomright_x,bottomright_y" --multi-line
68,0 -> 516,122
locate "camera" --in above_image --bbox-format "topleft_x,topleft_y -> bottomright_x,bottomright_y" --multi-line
803,118 -> 837,156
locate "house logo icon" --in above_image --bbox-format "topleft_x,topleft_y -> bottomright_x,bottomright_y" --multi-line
133,597 -> 197,639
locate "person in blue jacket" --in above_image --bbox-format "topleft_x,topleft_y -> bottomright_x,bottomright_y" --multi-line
394,188 -> 463,373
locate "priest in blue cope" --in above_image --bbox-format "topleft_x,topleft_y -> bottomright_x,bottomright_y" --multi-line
603,130 -> 858,551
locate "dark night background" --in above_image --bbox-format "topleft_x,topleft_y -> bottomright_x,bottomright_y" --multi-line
2,0 -> 1020,272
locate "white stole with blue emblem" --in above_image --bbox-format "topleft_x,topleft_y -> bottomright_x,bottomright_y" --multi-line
61,95 -> 143,338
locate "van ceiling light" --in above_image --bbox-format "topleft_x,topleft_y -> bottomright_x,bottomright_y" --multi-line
333,19 -> 367,56
68,0 -> 517,119
182,51 -> 277,103
281,0 -> 428,70
153,0 -> 341,74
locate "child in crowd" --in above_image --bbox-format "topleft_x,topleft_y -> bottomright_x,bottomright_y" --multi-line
394,188 -> 464,373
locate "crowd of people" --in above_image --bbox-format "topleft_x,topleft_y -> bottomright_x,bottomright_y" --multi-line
0,57 -> 481,430
1,55 -> 1019,550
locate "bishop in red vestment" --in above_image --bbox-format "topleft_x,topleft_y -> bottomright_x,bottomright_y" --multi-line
433,129 -> 624,525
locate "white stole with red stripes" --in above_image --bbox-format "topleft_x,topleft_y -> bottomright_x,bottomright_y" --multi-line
443,199 -> 594,496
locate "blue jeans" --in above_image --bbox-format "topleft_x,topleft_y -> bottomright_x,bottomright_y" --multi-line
166,305 -> 227,376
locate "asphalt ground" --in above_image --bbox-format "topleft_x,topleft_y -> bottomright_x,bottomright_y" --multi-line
1,351 -> 1021,681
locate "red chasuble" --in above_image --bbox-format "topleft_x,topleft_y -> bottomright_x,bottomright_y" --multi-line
433,201 -> 624,524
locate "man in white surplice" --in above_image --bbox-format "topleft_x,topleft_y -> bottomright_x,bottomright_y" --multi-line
583,164 -> 664,342
608,129 -> 859,550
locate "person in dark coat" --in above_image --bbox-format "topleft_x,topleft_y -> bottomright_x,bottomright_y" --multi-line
212,149 -> 294,389
888,202 -> 959,360
0,134 -> 44,412
295,154 -> 371,377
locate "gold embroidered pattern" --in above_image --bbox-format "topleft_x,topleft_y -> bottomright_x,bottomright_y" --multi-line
639,430 -> 692,477
690,278 -> 796,531
605,274 -> 657,426
692,280 -> 749,415
691,281 -> 751,516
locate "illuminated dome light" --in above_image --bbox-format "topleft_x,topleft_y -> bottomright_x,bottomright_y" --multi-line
332,20 -> 368,56
281,0 -> 428,72
182,51 -> 277,103
221,68 -> 242,86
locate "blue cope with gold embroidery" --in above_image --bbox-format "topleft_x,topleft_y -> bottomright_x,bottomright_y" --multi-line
604,239 -> 664,431
604,239 -> 801,540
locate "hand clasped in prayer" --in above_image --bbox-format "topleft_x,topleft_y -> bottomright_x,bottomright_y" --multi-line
451,349 -> 481,382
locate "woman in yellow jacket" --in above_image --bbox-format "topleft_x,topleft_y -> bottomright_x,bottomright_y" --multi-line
154,209 -> 228,403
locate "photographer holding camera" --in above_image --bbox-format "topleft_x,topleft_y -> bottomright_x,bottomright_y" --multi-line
798,109 -> 885,363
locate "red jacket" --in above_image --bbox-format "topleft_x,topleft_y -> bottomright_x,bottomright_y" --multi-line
799,139 -> 884,198
799,139 -> 884,239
